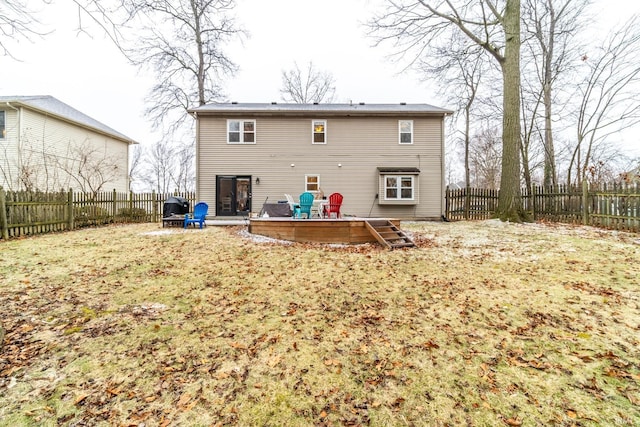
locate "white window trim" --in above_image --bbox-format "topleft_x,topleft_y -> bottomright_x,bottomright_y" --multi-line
227,119 -> 256,144
312,120 -> 327,145
399,120 -> 413,145
384,175 -> 415,201
305,174 -> 320,192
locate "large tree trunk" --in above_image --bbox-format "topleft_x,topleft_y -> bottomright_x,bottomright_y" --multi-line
497,0 -> 526,221
543,1 -> 557,187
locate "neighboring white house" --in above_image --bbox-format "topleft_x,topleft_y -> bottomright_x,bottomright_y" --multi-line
0,95 -> 137,193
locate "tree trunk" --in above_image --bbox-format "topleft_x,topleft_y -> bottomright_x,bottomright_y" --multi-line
497,0 -> 526,222
542,0 -> 558,187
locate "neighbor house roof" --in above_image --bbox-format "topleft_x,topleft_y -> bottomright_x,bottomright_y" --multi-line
0,95 -> 137,144
189,102 -> 453,117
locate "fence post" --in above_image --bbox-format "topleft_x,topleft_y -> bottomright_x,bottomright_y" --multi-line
152,190 -> 158,222
67,189 -> 74,230
464,187 -> 470,220
445,187 -> 450,219
112,188 -> 117,219
0,187 -> 8,240
530,184 -> 536,220
582,180 -> 589,225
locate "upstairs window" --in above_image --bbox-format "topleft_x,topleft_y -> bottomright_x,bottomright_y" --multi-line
228,120 -> 256,144
0,111 -> 5,139
312,120 -> 326,144
399,120 -> 413,144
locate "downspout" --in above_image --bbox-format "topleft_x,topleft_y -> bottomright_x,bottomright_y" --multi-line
191,111 -> 200,201
5,102 -> 21,189
440,114 -> 446,219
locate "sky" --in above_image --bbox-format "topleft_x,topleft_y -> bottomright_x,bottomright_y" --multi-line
2,0 -> 638,158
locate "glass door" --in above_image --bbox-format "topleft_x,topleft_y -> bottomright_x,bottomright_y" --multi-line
216,176 -> 251,216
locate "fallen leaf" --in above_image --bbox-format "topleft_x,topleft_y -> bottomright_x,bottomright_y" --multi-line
177,392 -> 192,408
74,393 -> 90,405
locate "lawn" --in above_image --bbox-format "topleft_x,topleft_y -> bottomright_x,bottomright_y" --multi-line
0,220 -> 638,426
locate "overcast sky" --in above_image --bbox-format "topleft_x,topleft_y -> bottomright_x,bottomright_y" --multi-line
2,0 -> 638,157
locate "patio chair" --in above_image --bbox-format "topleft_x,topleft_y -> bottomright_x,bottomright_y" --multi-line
298,192 -> 315,219
284,194 -> 300,217
323,192 -> 343,219
184,202 -> 208,229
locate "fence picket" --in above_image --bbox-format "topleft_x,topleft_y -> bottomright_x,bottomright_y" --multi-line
0,189 -> 196,240
445,183 -> 640,232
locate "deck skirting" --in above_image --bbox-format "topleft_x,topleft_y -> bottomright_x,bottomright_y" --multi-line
248,218 -> 401,244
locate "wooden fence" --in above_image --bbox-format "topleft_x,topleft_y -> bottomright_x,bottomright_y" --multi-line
0,189 -> 196,240
446,182 -> 640,232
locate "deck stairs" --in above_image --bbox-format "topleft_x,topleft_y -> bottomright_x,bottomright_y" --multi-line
364,220 -> 415,249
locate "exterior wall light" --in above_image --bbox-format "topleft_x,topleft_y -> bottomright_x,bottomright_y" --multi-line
255,177 -> 260,184
338,164 -> 342,167
290,163 -> 295,167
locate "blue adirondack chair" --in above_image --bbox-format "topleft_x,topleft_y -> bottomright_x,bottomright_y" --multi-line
184,202 -> 208,229
298,192 -> 315,219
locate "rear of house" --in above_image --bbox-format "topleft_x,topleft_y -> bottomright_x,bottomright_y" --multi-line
190,103 -> 451,220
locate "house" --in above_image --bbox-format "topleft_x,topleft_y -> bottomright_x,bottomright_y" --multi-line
0,95 -> 137,193
189,102 -> 452,220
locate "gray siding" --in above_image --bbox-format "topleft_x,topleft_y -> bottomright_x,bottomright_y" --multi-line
197,115 -> 444,219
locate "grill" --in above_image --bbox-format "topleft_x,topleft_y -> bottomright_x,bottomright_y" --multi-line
163,196 -> 190,218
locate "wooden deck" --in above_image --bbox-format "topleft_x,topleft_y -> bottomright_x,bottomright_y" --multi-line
248,217 -> 402,244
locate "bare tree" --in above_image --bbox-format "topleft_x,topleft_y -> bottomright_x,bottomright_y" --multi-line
118,0 -> 244,136
521,0 -> 589,188
370,0 -> 526,221
418,32 -> 489,190
0,0 -> 44,57
172,142 -> 195,192
56,138 -> 126,195
568,16 -> 640,186
145,140 -> 176,194
280,61 -> 337,104
470,127 -> 503,189
128,144 -> 143,191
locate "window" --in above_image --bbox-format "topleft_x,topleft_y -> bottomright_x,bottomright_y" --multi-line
377,167 -> 420,205
399,120 -> 413,144
385,175 -> 415,200
305,174 -> 320,192
312,120 -> 326,144
0,111 -> 5,139
227,120 -> 256,144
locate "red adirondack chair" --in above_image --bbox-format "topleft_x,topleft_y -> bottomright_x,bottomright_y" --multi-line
322,192 -> 343,219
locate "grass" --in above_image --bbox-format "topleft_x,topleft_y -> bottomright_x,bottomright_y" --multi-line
0,220 -> 638,426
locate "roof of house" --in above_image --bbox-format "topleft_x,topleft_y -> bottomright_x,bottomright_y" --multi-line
0,95 -> 137,144
189,102 -> 453,117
